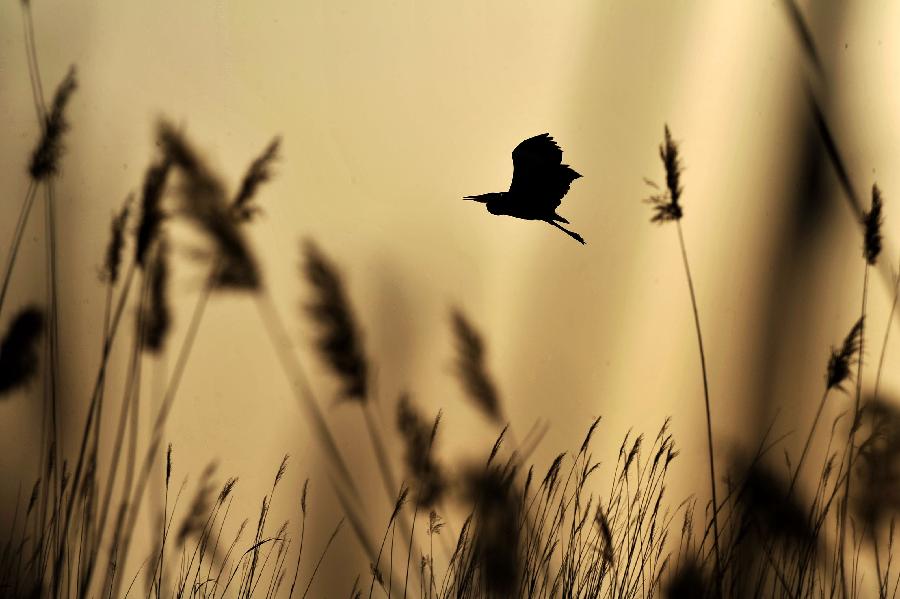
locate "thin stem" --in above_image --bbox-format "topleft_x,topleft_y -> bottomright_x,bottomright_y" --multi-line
20,0 -> 47,124
788,388 -> 830,496
839,263 -> 870,599
299,519 -> 343,599
111,276 -> 212,599
44,183 -> 61,581
362,403 -> 398,507
98,268 -> 151,598
61,262 -> 138,596
874,529 -> 886,599
675,221 -> 722,594
253,291 -> 362,507
361,401 -> 423,591
0,182 -> 38,319
873,252 -> 900,402
403,503 -> 419,599
286,506 -> 306,599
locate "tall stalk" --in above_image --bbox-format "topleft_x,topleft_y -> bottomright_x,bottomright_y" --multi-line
674,221 -> 721,587
644,126 -> 723,594
838,264 -> 869,598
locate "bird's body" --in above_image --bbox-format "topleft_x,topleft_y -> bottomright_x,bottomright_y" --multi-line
464,133 -> 584,244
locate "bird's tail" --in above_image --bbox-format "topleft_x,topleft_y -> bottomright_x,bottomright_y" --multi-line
547,220 -> 585,245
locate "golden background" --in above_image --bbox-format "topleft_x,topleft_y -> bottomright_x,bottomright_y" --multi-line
1,0 -> 898,593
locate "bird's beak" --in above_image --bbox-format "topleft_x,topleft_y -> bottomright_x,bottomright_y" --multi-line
462,196 -> 486,203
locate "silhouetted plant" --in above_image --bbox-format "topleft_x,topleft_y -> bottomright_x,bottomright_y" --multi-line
302,241 -> 369,401
0,306 -> 44,395
28,66 -> 77,182
450,309 -> 503,424
397,394 -> 446,509
644,125 -> 722,593
101,195 -> 132,285
232,137 -> 281,223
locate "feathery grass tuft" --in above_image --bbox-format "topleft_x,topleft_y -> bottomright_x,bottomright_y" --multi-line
28,66 -> 77,181
232,137 -> 281,222
863,183 -> 884,265
135,158 -> 172,268
826,316 -> 864,391
138,237 -> 172,353
0,306 -> 44,395
644,125 -> 684,223
157,120 -> 261,290
397,394 -> 446,508
450,309 -> 502,423
101,195 -> 132,284
302,240 -> 369,401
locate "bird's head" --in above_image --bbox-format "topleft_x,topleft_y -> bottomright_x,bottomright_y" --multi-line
486,196 -> 505,215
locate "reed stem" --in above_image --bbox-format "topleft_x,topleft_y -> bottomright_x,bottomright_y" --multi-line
675,221 -> 722,595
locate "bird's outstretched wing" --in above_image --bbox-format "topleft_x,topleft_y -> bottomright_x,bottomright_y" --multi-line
509,133 -> 581,211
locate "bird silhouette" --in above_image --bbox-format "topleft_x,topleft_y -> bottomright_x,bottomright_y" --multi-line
464,133 -> 584,244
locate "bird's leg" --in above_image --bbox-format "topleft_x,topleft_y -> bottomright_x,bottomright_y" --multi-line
546,220 -> 585,245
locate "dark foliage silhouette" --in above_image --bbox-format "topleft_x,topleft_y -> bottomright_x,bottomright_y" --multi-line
0,306 -> 44,395
28,66 -> 77,181
302,240 -> 369,401
464,133 -> 585,244
450,309 -> 502,423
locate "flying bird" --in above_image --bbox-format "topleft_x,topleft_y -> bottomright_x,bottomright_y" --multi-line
464,133 -> 584,244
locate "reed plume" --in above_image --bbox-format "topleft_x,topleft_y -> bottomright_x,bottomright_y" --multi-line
301,240 -> 368,401
644,125 -> 722,592
0,306 -> 44,395
232,137 -> 281,222
101,195 -> 132,284
138,237 -> 172,353
644,125 -> 683,224
28,66 -> 77,181
397,394 -> 446,508
450,309 -> 502,423
863,184 -> 884,265
157,120 -> 260,290
826,317 -> 864,391
135,158 -> 172,269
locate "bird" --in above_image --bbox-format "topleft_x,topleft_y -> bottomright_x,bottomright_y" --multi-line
464,133 -> 584,244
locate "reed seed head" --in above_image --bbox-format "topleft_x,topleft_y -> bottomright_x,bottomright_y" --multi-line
450,308 -> 502,423
135,158 -> 172,269
0,306 -> 44,395
232,137 -> 281,222
645,125 -> 684,223
138,237 -> 171,354
302,240 -> 369,401
166,443 -> 173,487
102,195 -> 132,284
396,394 -> 446,507
157,120 -> 261,290
29,66 -> 77,181
301,479 -> 309,516
826,317 -> 864,391
863,183 -> 884,265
